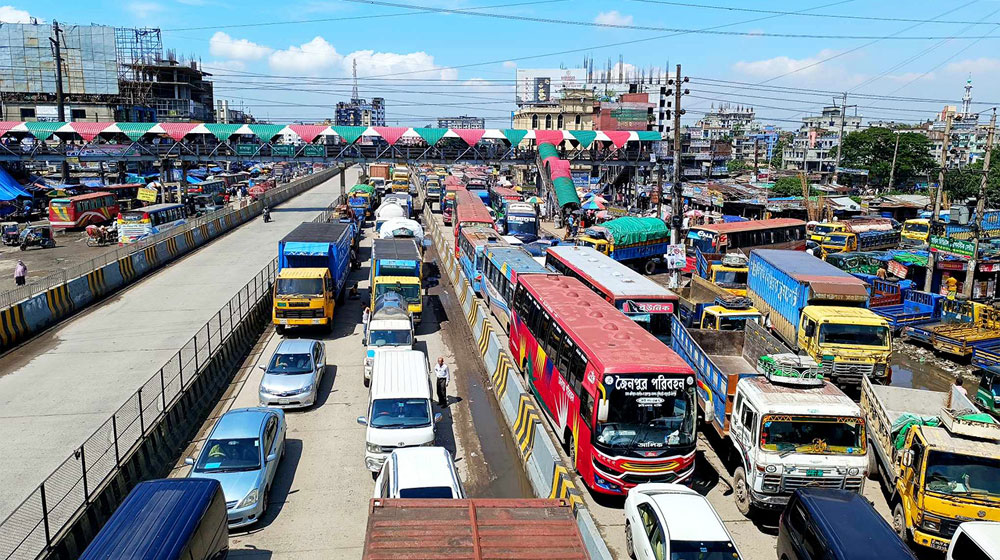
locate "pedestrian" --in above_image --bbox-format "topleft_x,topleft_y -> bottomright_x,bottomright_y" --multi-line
14,260 -> 26,286
434,357 -> 450,408
955,376 -> 968,397
362,305 -> 371,339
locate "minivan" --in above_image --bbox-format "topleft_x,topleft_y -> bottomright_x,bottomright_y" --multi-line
777,488 -> 916,560
80,478 -> 228,560
357,350 -> 441,472
374,446 -> 465,499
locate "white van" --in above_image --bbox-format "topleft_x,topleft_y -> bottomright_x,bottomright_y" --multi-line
357,350 -> 441,472
373,447 -> 465,499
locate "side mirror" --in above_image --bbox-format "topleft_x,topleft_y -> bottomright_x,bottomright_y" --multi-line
184,457 -> 195,466
266,453 -> 278,463
356,416 -> 368,426
597,399 -> 609,423
902,450 -> 914,467
804,323 -> 815,338
434,413 -> 443,423
258,365 -> 266,372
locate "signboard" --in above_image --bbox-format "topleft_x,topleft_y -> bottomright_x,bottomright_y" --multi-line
929,235 -> 974,258
236,144 -> 259,156
980,263 -> 1000,273
666,244 -> 686,269
303,145 -> 326,157
271,145 -> 295,156
515,68 -> 587,105
887,260 -> 908,278
622,300 -> 674,314
571,171 -> 590,188
835,166 -> 870,176
137,187 -> 158,203
67,144 -> 140,157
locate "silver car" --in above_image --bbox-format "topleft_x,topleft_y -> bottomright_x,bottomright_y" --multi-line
258,338 -> 326,409
186,407 -> 286,528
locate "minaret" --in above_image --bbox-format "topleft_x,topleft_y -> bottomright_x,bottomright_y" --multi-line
962,75 -> 973,119
352,58 -> 359,101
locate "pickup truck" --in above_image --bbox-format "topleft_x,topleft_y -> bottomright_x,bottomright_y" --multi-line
860,376 -> 1000,552
903,299 -> 1000,357
676,275 -> 763,330
672,317 -> 868,516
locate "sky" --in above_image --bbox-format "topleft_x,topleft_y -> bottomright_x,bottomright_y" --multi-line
4,0 -> 1000,127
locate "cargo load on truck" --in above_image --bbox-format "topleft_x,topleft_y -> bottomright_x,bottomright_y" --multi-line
378,217 -> 425,248
903,299 -> 1000,357
576,216 -> 671,274
861,376 -> 1000,551
368,163 -> 390,181
748,249 -> 892,388
810,217 -> 896,242
362,498 -> 588,559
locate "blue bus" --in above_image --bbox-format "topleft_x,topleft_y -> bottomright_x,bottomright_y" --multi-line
501,201 -> 540,242
481,246 -> 553,332
457,226 -> 508,295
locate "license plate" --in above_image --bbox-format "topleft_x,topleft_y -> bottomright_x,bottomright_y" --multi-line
806,469 -> 822,477
277,319 -> 288,325
278,399 -> 289,405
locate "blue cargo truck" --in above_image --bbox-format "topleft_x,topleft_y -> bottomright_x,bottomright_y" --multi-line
274,222 -> 356,333
747,249 -> 892,389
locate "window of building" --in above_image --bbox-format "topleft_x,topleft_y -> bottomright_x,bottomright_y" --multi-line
544,115 -> 552,129
71,109 -> 87,121
19,108 -> 35,119
557,114 -> 564,129
575,115 -> 581,126
531,115 -> 538,128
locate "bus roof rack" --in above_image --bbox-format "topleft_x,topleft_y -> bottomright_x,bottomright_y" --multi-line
714,295 -> 753,310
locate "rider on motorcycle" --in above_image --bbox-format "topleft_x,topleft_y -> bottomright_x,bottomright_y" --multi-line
262,206 -> 271,223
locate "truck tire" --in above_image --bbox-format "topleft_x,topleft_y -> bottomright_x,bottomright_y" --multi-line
643,259 -> 656,275
276,325 -> 285,336
867,450 -> 879,480
892,502 -> 910,543
734,467 -> 752,517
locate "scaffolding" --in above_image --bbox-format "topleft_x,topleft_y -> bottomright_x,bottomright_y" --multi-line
114,27 -> 162,107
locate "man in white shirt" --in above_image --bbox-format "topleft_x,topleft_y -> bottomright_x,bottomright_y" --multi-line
434,357 -> 450,408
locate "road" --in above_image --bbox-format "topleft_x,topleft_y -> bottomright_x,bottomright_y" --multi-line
171,205 -> 531,558
0,167 -> 357,521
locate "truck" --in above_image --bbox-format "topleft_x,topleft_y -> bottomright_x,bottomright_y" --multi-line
274,222 -> 355,334
576,216 -> 671,274
675,274 -> 763,330
382,192 -> 413,218
872,289 -> 944,334
820,229 -> 901,256
860,376 -> 1000,552
747,249 -> 892,389
696,248 -> 749,296
370,238 -> 424,323
362,498 -> 588,559
368,163 -> 390,183
363,292 -> 414,385
391,166 -> 410,193
348,184 -> 376,221
374,200 -> 407,232
904,299 -> 1000,357
424,176 -> 442,202
809,217 -> 895,243
671,317 -> 869,516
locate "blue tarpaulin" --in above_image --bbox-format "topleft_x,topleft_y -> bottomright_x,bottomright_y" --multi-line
80,178 -> 104,187
186,175 -> 203,184
282,242 -> 329,256
0,167 -> 32,200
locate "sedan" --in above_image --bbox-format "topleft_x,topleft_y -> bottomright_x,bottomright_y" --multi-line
186,407 -> 286,528
624,483 -> 743,560
258,338 -> 326,409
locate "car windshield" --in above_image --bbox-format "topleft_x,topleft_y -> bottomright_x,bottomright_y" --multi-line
818,323 -> 889,347
714,270 -> 747,285
369,329 -> 412,347
716,315 -> 759,331
276,278 -> 323,296
375,283 -> 421,302
595,376 -> 696,449
196,437 -> 260,472
669,540 -> 741,560
760,415 -> 865,455
267,353 -> 313,374
924,451 -> 1000,498
399,486 -> 454,498
370,398 -> 431,428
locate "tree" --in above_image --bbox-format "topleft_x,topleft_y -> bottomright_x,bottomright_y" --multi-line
944,146 -> 1000,206
839,127 -> 935,189
772,176 -> 802,197
771,136 -> 788,169
727,159 -> 748,175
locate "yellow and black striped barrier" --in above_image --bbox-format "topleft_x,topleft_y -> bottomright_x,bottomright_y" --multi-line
86,268 -> 107,297
491,353 -> 511,398
45,285 -> 73,317
118,256 -> 136,282
0,305 -> 27,347
513,394 -> 540,462
548,464 -> 584,512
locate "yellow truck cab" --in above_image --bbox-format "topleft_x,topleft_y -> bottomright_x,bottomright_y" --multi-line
273,267 -> 335,334
798,306 -> 892,383
808,221 -> 845,243
902,218 -> 930,245
699,301 -> 763,330
370,276 -> 422,322
708,264 -> 748,296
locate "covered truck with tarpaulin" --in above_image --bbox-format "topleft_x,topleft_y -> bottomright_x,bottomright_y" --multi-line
576,216 -> 671,274
348,183 -> 376,219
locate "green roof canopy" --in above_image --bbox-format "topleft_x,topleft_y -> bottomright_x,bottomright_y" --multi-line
414,127 -> 448,146
636,131 -> 662,142
503,129 -> 528,146
551,176 -> 580,209
248,124 -> 285,141
25,121 -> 66,141
332,126 -> 366,144
117,122 -> 156,141
204,123 -> 243,141
569,130 -> 597,148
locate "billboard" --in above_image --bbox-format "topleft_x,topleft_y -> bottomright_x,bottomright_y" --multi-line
516,68 -> 587,105
0,24 -> 119,95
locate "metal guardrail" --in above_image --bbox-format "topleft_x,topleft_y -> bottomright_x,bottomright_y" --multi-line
0,168 -> 336,310
0,260 -> 278,560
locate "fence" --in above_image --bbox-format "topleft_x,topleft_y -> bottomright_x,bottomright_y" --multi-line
0,167 -> 336,310
0,257 -> 278,560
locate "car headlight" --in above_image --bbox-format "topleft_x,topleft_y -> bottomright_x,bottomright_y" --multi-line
366,442 -> 384,453
259,385 -> 274,395
297,384 -> 314,394
237,488 -> 259,509
365,357 -> 374,367
848,467 -> 860,476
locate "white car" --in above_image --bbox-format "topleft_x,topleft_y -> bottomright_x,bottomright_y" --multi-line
624,483 -> 742,560
373,447 -> 465,499
948,521 -> 1000,560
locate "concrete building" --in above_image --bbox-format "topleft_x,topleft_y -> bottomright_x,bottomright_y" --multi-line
783,106 -> 865,173
215,100 -> 256,124
693,104 -> 756,141
594,92 -> 655,131
335,97 -> 386,127
122,55 -> 215,122
512,88 -> 595,130
437,115 -> 485,129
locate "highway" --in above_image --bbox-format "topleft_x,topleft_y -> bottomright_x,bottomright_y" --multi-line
0,167 -> 358,521
171,208 -> 531,558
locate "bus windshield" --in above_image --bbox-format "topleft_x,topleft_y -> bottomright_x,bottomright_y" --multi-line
819,323 -> 889,347
760,415 -> 865,455
276,278 -> 324,296
924,452 -> 1000,498
506,215 -> 538,236
595,374 -> 696,450
904,222 -> 929,234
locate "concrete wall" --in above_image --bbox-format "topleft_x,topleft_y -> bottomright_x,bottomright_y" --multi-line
424,204 -> 613,560
0,167 -> 339,352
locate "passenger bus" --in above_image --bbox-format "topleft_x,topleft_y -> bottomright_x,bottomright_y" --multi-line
500,201 -> 540,242
466,178 -> 490,205
453,190 -> 495,258
117,203 -> 187,245
442,181 -> 466,225
457,227 -> 508,294
481,246 -> 552,332
546,244 -> 678,343
48,192 -> 119,229
687,218 -> 807,254
489,186 -> 521,215
510,274 -> 697,494
187,179 -> 226,203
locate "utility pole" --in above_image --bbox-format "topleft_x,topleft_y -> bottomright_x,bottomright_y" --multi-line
963,109 -> 996,298
887,130 -> 902,191
669,64 -> 688,288
753,137 -> 760,181
50,21 -> 69,183
831,93 -> 856,185
925,113 -> 954,292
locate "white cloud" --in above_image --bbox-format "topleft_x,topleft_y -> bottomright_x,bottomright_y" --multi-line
268,36 -> 342,75
0,5 -> 32,22
731,49 -> 869,89
346,49 -> 454,80
503,60 -> 517,69
126,2 -> 165,19
945,58 -> 1000,74
210,32 -> 273,61
205,59 -> 246,73
594,10 -> 633,27
733,49 -> 842,78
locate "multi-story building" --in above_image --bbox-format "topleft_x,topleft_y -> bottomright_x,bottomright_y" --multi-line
693,104 -> 756,141
122,55 -> 215,122
594,92 -> 655,131
783,106 -> 865,173
335,97 -> 385,127
215,100 -> 256,124
512,88 -> 596,130
734,126 -> 781,162
437,115 -> 485,129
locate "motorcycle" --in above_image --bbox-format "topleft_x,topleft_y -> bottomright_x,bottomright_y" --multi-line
85,224 -> 117,247
262,207 -> 272,223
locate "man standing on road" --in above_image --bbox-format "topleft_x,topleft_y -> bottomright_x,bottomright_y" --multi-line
14,260 -> 26,286
434,357 -> 450,408
361,305 -> 371,341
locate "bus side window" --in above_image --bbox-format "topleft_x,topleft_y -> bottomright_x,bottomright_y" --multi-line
555,332 -> 572,374
568,348 -> 587,394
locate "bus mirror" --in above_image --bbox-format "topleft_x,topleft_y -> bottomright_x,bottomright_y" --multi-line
902,450 -> 913,467
597,399 -> 609,423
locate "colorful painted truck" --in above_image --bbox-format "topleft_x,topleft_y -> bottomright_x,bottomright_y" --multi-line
576,216 -> 671,274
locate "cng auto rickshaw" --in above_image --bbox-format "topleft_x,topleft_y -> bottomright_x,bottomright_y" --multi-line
2,222 -> 21,246
19,225 -> 55,250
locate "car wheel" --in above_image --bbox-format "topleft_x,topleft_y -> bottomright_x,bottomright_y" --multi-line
262,486 -> 270,517
892,502 -> 909,543
625,520 -> 636,559
364,376 -> 370,388
734,467 -> 752,517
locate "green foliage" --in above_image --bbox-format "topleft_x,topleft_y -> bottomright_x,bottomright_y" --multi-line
727,159 -> 748,174
772,176 -> 802,197
772,136 -> 787,169
839,127 -> 935,188
944,146 -> 1000,205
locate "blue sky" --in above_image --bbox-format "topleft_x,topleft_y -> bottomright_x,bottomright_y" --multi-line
4,1 -> 1000,127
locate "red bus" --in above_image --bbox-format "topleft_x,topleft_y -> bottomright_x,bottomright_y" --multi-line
442,183 -> 467,226
48,192 -> 120,229
545,244 -> 678,343
510,274 -> 696,495
453,190 -> 495,258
